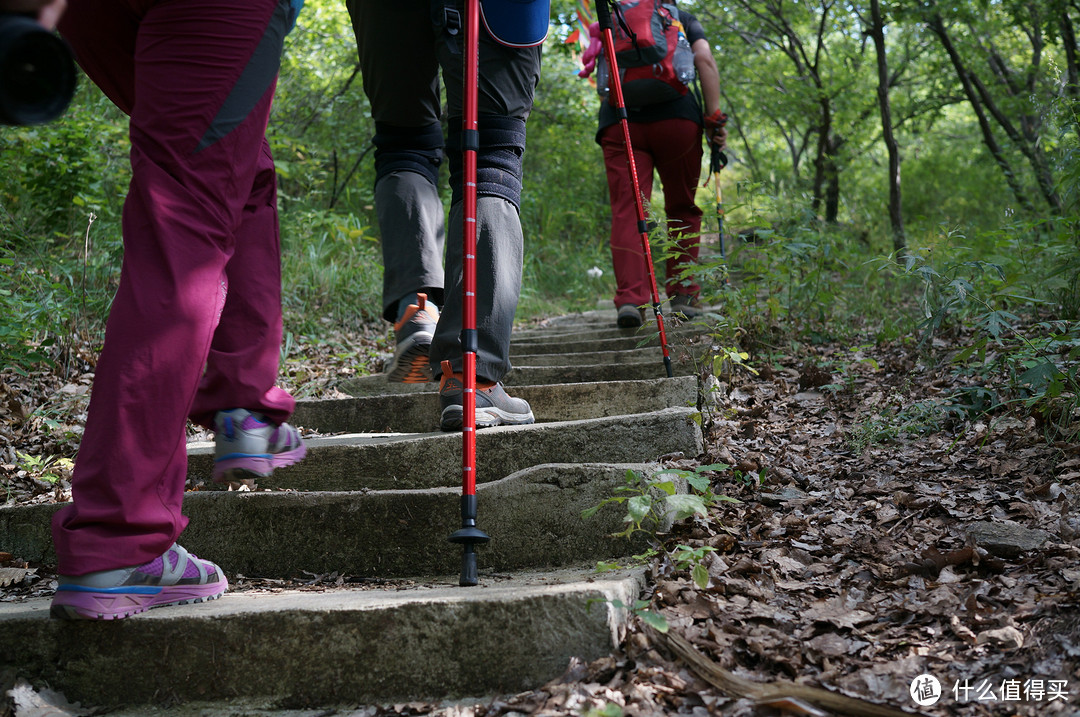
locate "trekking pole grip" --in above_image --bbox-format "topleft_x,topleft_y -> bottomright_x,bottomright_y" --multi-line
710,144 -> 728,173
595,0 -> 613,31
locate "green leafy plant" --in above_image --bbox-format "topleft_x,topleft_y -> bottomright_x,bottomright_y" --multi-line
961,321 -> 1080,440
712,345 -> 758,380
584,465 -> 739,589
16,452 -> 74,485
580,468 -> 676,540
582,465 -> 738,541
670,544 -> 717,589
584,704 -> 625,717
588,596 -> 668,635
847,400 -> 947,454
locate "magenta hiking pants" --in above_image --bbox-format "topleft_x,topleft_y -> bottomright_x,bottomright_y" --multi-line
600,117 -> 704,308
51,0 -> 297,575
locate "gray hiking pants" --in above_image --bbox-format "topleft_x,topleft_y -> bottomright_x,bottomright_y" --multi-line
347,0 -> 542,382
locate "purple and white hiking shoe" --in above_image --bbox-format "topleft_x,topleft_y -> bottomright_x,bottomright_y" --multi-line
51,543 -> 227,620
212,408 -> 307,484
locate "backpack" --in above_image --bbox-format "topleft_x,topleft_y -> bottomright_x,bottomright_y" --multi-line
596,1 -> 696,107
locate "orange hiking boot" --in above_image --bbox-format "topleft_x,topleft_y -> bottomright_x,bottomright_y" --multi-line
386,293 -> 439,383
437,360 -> 534,431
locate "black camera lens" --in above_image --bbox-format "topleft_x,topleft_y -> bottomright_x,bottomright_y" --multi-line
0,14 -> 76,126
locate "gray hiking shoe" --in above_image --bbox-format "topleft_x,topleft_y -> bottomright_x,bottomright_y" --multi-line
617,303 -> 645,328
670,294 -> 703,318
438,360 -> 534,431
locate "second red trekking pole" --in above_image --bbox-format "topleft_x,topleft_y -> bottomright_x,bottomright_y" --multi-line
708,118 -> 729,285
596,0 -> 673,378
447,0 -> 489,586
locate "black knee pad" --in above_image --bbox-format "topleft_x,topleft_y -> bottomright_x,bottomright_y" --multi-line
446,115 -> 526,209
373,121 -> 444,187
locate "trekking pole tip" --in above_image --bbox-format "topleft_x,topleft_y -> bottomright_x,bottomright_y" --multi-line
459,545 -> 480,586
450,525 -> 490,587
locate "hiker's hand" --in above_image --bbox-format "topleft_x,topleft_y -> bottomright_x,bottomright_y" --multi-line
1,0 -> 66,29
704,109 -> 728,149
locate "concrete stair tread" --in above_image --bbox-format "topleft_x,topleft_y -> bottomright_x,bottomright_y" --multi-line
3,564 -> 645,708
184,406 -> 704,491
511,321 -> 703,345
339,360 -> 697,395
288,376 -> 697,433
510,346 -> 690,366
4,463 -> 671,578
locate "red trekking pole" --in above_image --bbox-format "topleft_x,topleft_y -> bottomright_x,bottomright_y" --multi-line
448,0 -> 489,587
596,0 -> 673,378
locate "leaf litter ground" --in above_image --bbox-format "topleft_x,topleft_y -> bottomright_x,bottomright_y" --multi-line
2,318 -> 1079,717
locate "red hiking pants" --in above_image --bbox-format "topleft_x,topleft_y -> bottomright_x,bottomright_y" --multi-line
600,117 -> 704,308
51,0 -> 296,574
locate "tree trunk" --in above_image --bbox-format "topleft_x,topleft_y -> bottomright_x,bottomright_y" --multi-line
1060,7 -> 1079,142
824,153 -> 841,223
811,98 -> 832,217
927,13 -> 1037,214
870,0 -> 905,251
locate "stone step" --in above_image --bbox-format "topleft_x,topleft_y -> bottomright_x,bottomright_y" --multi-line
508,333 -> 666,356
510,318 -> 706,345
500,361 -> 696,385
182,407 -> 703,491
291,376 -> 697,433
512,324 -> 657,344
513,301 -> 722,336
1,463 -> 663,578
1,565 -> 645,709
339,358 -> 698,395
511,346 -> 669,366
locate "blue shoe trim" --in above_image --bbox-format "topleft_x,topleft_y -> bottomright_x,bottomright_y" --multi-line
56,584 -> 163,595
215,452 -> 273,461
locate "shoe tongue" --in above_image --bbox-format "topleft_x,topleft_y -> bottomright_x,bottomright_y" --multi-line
396,293 -> 422,321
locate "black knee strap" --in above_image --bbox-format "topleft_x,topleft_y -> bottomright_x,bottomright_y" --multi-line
373,121 -> 444,187
446,115 -> 526,209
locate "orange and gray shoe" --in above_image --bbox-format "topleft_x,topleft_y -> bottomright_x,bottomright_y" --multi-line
438,360 -> 534,431
387,293 -> 439,383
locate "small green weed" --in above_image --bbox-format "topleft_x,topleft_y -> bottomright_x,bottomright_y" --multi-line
582,464 -> 739,541
16,452 -> 74,485
580,468 -> 687,540
847,401 -> 946,454
587,596 -> 668,635
670,544 -> 717,589
584,704 -> 625,717
584,465 -> 739,587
